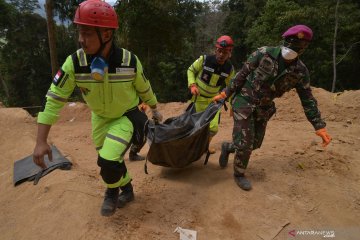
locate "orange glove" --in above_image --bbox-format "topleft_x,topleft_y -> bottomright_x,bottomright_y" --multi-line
316,128 -> 332,147
190,84 -> 200,95
212,92 -> 227,103
138,102 -> 148,112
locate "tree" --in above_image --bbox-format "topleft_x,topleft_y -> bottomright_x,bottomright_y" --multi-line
8,0 -> 39,13
222,0 -> 360,91
116,0 -> 202,101
45,0 -> 58,77
222,0 -> 266,68
1,11 -> 51,107
331,0 -> 360,91
331,0 -> 339,93
0,0 -> 17,105
194,0 -> 230,57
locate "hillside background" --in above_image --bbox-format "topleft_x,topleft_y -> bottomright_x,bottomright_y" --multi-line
1,0 -> 360,109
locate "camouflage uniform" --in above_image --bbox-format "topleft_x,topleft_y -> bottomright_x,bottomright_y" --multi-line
224,46 -> 326,176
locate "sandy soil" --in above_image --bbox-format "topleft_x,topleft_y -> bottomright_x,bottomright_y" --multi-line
1,87 -> 359,240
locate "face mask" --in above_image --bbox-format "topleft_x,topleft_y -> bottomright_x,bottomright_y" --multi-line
283,38 -> 309,56
281,46 -> 298,61
90,56 -> 108,81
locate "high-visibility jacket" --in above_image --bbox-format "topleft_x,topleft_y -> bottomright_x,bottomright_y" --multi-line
187,55 -> 235,98
38,46 -> 157,125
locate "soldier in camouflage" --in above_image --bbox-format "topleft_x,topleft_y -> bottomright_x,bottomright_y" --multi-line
212,25 -> 332,191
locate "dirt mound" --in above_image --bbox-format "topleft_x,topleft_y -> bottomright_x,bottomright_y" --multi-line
58,102 -> 91,123
1,87 -> 360,240
274,87 -> 360,124
0,107 -> 37,155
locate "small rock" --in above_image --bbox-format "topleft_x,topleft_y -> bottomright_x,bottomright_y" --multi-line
44,186 -> 50,193
329,115 -> 336,121
297,163 -> 304,169
295,149 -> 305,155
315,147 -> 324,152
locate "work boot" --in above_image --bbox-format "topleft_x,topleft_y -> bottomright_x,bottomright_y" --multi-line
101,187 -> 119,216
234,174 -> 252,191
129,151 -> 145,161
118,182 -> 135,208
219,142 -> 234,168
208,136 -> 216,154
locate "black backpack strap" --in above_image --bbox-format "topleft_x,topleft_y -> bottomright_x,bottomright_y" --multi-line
204,150 -> 211,165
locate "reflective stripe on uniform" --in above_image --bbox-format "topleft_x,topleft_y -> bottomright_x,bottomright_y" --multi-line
106,171 -> 131,188
108,74 -> 136,80
137,86 -> 151,94
116,68 -> 135,73
196,78 -> 221,96
77,49 -> 87,67
46,91 -> 67,102
106,133 -> 129,146
75,74 -> 96,81
122,49 -> 131,66
203,66 -> 214,72
220,72 -> 229,77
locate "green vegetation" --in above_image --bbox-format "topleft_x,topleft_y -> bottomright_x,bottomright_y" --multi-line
0,0 -> 359,108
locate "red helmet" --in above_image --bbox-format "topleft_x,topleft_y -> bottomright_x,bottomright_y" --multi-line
215,35 -> 234,50
73,0 -> 118,29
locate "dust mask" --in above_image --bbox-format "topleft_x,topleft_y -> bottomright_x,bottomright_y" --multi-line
90,56 -> 108,81
281,46 -> 298,61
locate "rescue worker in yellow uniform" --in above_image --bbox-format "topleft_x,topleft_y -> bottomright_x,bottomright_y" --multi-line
32,0 -> 163,217
187,36 -> 235,153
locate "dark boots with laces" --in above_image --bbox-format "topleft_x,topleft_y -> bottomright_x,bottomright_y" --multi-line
101,187 -> 120,216
118,182 -> 135,208
100,182 -> 135,216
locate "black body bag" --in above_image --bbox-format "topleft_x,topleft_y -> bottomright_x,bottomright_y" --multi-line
146,100 -> 223,169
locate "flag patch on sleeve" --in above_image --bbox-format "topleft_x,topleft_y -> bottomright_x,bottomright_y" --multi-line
53,69 -> 65,86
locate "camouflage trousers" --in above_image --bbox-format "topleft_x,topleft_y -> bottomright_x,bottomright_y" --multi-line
231,102 -> 276,176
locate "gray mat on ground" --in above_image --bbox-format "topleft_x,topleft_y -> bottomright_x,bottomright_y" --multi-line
13,145 -> 72,186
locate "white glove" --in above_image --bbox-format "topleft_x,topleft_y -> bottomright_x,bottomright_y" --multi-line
151,108 -> 163,123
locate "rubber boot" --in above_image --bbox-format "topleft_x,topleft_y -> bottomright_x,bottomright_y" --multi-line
101,187 -> 119,216
118,182 -> 135,208
208,136 -> 216,154
129,151 -> 145,161
234,174 -> 252,191
219,142 -> 234,168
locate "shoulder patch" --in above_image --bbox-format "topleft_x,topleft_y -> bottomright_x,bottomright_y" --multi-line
53,69 -> 65,86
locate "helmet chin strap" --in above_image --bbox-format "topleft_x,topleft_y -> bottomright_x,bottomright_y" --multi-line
95,28 -> 113,58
